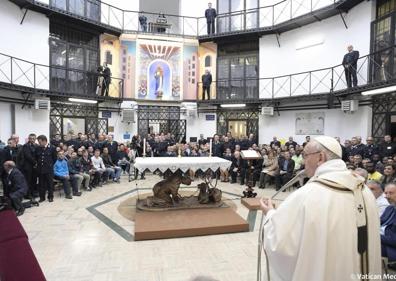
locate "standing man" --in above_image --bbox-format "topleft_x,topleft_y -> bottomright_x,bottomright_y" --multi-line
36,135 -> 57,202
20,133 -> 38,199
138,12 -> 147,32
342,44 -> 359,88
260,136 -> 381,280
201,70 -> 212,100
101,63 -> 111,97
205,2 -> 217,34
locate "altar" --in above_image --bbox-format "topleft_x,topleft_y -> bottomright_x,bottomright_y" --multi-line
134,156 -> 232,174
132,156 -> 249,240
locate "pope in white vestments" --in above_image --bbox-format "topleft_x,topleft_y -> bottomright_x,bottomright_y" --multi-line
260,136 -> 381,281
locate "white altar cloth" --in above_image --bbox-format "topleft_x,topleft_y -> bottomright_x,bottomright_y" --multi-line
134,157 -> 232,173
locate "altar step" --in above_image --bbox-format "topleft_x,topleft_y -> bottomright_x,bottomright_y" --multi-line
134,207 -> 249,241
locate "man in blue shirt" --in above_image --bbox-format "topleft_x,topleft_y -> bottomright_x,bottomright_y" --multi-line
54,151 -> 81,199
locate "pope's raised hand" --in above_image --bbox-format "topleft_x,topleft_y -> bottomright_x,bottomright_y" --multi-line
260,197 -> 274,215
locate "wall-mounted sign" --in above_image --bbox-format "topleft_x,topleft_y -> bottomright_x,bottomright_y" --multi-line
206,114 -> 215,121
123,133 -> 131,140
102,111 -> 112,118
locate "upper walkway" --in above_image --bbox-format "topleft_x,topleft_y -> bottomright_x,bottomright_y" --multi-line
9,0 -> 363,39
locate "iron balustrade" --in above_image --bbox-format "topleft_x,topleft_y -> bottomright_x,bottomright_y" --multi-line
27,0 -> 341,37
196,45 -> 396,101
0,52 -> 123,99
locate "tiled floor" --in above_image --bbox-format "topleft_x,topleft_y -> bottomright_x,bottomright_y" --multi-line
18,173 -> 291,281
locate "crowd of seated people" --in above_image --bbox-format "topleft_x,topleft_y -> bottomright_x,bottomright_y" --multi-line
0,133 -> 137,216
2,130 -> 396,268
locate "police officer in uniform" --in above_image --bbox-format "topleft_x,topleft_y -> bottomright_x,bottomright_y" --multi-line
35,135 -> 57,202
205,2 -> 217,34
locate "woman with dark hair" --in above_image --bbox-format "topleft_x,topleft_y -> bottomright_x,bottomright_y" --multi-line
382,164 -> 396,187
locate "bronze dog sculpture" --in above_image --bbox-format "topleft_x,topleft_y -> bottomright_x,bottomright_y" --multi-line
149,174 -> 192,207
197,182 -> 222,204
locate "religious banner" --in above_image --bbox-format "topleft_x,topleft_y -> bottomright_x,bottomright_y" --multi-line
295,112 -> 325,135
136,39 -> 182,100
183,43 -> 198,100
120,39 -> 136,99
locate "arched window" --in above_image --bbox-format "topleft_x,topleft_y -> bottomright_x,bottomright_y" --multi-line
204,55 -> 211,67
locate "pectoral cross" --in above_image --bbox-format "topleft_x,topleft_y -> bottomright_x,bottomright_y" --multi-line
357,204 -> 364,213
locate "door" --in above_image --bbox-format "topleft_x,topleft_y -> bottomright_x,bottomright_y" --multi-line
391,115 -> 396,141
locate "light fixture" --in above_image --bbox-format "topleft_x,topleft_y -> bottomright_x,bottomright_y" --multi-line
220,103 -> 246,108
361,85 -> 396,96
68,98 -> 98,104
296,36 -> 324,50
181,102 -> 197,109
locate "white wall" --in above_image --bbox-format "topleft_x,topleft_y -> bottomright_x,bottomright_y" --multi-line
105,111 -> 136,143
259,1 -> 373,98
0,103 -> 12,142
0,1 -> 49,90
259,106 -> 372,145
0,102 -> 49,144
15,105 -> 49,143
182,112 -> 217,141
102,100 -> 138,142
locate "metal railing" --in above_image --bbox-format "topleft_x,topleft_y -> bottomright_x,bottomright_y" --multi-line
196,46 -> 396,101
0,52 -> 123,99
29,0 -> 340,37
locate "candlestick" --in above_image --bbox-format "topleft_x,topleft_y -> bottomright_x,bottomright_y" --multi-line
143,138 -> 146,157
178,147 -> 182,158
209,138 -> 212,157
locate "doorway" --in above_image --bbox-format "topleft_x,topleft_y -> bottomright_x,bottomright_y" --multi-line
391,115 -> 396,141
63,118 -> 85,136
228,120 -> 247,139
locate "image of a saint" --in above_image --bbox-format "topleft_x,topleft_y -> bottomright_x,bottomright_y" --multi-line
154,66 -> 164,98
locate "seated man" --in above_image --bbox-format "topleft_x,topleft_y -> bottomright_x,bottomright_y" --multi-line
381,183 -> 396,266
275,151 -> 295,191
54,151 -> 80,199
161,146 -> 177,157
366,162 -> 383,182
91,149 -> 107,186
2,161 -> 28,216
230,151 -> 247,185
367,180 -> 389,217
102,147 -> 122,183
116,144 -> 130,174
220,148 -> 232,182
68,152 -> 90,192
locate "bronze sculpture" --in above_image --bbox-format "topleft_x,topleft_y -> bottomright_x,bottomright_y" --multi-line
139,172 -> 224,210
147,173 -> 192,207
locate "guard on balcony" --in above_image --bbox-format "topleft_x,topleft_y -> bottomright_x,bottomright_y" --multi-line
201,70 -> 212,100
342,45 -> 359,88
138,13 -> 148,32
205,2 -> 217,35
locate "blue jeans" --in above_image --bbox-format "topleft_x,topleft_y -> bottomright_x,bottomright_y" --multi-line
105,166 -> 122,181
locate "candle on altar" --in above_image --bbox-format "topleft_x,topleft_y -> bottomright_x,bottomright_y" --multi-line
143,138 -> 146,157
209,138 -> 212,157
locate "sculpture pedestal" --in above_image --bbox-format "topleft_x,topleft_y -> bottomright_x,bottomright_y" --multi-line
134,207 -> 249,241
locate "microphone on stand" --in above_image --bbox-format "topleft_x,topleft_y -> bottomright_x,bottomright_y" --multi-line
257,169 -> 306,281
271,169 -> 306,200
